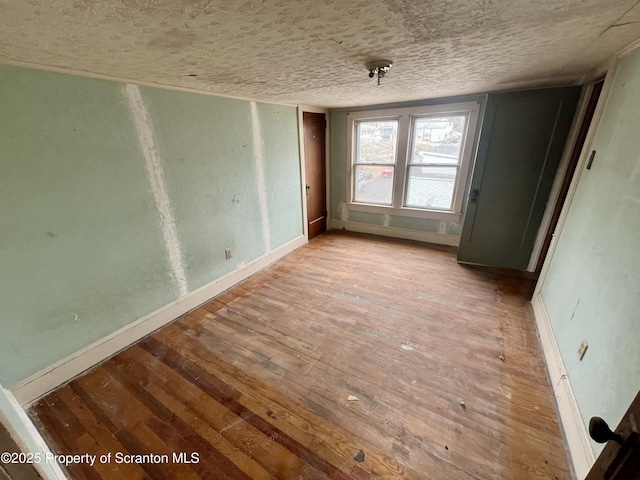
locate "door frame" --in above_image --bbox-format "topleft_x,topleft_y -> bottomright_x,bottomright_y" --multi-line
534,56 -> 618,295
297,106 -> 330,241
530,56 -> 619,479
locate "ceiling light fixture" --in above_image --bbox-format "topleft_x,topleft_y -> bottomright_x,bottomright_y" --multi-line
366,60 -> 393,86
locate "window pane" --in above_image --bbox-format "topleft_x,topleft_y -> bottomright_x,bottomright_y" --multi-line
412,116 -> 466,165
354,165 -> 393,205
405,166 -> 457,210
356,121 -> 398,164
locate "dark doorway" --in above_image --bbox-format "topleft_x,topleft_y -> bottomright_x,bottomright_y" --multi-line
535,78 -> 605,272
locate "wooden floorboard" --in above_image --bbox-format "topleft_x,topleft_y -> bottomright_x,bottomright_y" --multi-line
29,231 -> 570,479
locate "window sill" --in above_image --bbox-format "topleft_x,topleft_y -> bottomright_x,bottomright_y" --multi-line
346,202 -> 462,222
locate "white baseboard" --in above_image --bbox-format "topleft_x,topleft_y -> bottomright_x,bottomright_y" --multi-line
10,235 -> 306,407
330,219 -> 460,247
531,292 -> 595,479
0,386 -> 67,480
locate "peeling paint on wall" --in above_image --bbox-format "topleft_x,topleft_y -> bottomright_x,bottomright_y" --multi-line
250,101 -> 272,253
123,83 -> 188,297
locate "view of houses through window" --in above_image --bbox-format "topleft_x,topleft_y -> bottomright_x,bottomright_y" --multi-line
406,115 -> 466,210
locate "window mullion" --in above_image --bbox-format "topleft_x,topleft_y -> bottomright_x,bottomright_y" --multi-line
393,115 -> 410,208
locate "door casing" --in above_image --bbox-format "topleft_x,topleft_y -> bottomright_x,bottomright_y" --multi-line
298,107 -> 330,241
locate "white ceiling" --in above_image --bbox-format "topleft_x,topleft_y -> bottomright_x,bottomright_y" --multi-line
1,0 -> 640,108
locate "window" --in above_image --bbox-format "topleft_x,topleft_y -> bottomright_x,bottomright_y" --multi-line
353,120 -> 398,205
347,102 -> 481,221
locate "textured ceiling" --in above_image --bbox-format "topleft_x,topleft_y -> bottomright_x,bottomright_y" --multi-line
1,0 -> 640,107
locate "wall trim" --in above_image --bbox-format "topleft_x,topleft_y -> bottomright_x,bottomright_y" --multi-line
531,292 -> 595,479
297,107 -> 309,240
330,219 -> 460,246
10,235 -> 306,407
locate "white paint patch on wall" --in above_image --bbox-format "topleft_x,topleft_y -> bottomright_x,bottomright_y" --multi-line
123,84 -> 189,297
250,101 -> 271,253
340,203 -> 350,222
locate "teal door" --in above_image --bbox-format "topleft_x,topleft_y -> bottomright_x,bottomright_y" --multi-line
457,87 -> 580,270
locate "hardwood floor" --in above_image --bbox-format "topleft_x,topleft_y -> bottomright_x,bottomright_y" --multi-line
29,231 -> 570,479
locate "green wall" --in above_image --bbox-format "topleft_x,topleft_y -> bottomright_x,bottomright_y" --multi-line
330,110 -> 350,222
0,64 -> 303,386
257,103 -> 306,248
541,48 -> 640,453
329,96 -> 485,241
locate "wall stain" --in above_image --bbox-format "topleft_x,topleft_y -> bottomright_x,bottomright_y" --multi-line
570,298 -> 580,321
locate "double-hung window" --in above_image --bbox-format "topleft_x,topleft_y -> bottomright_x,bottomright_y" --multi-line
347,101 -> 481,221
352,119 -> 399,205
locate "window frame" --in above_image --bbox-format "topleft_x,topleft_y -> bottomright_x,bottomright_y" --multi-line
352,116 -> 400,206
346,101 -> 481,221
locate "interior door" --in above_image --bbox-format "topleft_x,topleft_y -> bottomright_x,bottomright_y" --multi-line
457,87 -> 580,270
303,112 -> 327,240
586,391 -> 640,479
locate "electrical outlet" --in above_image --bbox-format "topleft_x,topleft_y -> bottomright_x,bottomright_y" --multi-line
224,248 -> 232,260
577,339 -> 588,361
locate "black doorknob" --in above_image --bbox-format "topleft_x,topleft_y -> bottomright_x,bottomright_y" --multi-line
589,416 -> 623,444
